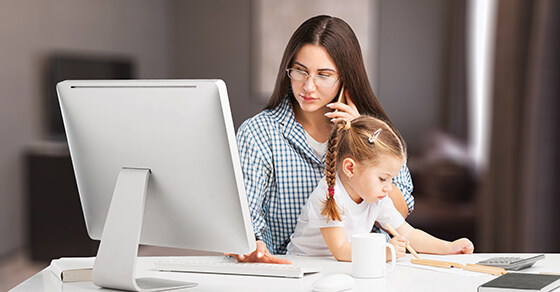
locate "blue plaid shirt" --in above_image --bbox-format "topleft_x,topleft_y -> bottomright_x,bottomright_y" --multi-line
236,96 -> 414,254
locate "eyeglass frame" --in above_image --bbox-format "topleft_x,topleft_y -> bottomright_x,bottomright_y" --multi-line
286,68 -> 342,88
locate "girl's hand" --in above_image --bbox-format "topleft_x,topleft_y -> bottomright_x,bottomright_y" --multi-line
325,94 -> 360,123
388,235 -> 408,260
449,238 -> 475,254
226,240 -> 293,264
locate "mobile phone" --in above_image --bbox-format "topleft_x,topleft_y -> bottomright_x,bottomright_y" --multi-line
336,84 -> 346,104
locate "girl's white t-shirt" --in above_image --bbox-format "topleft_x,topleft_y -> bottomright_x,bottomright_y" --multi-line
286,174 -> 405,256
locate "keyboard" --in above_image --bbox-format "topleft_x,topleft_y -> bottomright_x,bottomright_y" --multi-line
476,254 -> 545,270
154,258 -> 322,278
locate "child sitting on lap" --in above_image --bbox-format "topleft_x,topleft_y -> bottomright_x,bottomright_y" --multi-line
286,116 -> 474,261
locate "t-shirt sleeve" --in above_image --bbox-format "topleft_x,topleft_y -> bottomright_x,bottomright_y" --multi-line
376,196 -> 405,230
306,180 -> 344,229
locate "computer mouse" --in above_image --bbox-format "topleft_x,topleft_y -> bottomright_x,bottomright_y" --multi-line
312,273 -> 355,292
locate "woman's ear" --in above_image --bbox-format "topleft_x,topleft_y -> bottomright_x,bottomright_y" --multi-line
341,157 -> 356,178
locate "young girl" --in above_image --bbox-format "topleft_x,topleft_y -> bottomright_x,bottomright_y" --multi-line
287,116 -> 474,261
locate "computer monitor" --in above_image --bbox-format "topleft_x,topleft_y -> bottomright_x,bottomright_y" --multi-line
57,80 -> 256,291
46,53 -> 134,140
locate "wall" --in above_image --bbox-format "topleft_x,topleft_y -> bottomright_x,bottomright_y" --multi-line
378,0 -> 449,151
0,0 -> 173,257
171,0 -> 451,139
171,0 -> 263,129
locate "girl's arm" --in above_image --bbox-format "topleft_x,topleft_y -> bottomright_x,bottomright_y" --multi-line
320,227 -> 352,261
396,222 -> 474,254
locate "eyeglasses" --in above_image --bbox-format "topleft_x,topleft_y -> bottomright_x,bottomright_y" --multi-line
286,68 -> 341,88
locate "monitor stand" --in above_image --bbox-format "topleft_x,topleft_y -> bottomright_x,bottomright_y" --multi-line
92,167 -> 197,291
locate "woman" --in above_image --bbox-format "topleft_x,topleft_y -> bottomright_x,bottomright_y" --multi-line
235,15 -> 414,263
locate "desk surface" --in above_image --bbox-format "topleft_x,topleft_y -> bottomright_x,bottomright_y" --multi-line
11,254 -> 560,292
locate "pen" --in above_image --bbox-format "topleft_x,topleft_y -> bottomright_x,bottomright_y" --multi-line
411,258 -> 464,269
464,264 -> 507,276
384,223 -> 421,260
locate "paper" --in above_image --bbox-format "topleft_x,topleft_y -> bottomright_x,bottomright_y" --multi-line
396,254 -> 491,277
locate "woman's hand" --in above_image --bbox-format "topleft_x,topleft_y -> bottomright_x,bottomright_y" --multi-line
325,94 -> 360,123
388,235 -> 408,260
226,240 -> 293,264
449,238 -> 475,254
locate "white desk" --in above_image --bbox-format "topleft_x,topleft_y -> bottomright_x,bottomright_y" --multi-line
10,254 -> 560,292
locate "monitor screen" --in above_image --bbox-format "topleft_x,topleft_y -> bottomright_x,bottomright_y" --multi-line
57,79 -> 256,291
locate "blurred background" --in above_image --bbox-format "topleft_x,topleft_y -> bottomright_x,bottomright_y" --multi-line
1,0 -> 558,290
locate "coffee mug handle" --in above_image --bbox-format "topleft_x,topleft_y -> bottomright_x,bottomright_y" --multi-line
384,243 -> 396,272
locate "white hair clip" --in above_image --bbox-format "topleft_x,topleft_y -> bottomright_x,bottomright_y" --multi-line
368,128 -> 382,143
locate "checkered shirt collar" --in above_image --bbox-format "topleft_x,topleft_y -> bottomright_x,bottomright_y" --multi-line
267,95 -> 325,165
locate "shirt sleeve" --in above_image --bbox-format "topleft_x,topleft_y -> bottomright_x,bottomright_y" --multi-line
376,196 -> 405,231
393,163 -> 415,215
236,120 -> 273,240
306,180 -> 344,229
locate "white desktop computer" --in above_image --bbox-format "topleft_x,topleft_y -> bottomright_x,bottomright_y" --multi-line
57,79 -> 256,291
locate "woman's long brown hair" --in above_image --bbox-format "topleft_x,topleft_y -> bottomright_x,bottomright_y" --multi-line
265,15 -> 392,126
264,15 -> 406,150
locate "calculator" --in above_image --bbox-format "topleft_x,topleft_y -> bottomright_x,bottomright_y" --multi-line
476,254 -> 545,270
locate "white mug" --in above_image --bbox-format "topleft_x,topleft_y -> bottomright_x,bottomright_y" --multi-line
352,233 -> 396,278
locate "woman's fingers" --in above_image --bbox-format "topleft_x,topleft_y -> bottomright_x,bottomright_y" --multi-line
326,99 -> 360,123
325,111 -> 356,123
227,240 -> 293,264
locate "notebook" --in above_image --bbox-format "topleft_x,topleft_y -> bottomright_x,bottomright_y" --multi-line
478,272 -> 560,292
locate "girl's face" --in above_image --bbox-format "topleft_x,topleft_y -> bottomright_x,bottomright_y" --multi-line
344,156 -> 404,205
290,44 -> 341,114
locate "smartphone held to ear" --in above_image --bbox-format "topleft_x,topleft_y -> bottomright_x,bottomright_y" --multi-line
331,85 -> 346,116
337,84 -> 346,104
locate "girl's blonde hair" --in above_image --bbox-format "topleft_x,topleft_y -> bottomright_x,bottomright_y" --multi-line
321,116 -> 406,222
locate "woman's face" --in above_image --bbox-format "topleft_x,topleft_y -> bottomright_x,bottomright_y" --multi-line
290,44 -> 341,114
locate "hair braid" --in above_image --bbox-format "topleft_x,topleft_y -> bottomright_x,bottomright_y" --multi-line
321,121 -> 345,222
